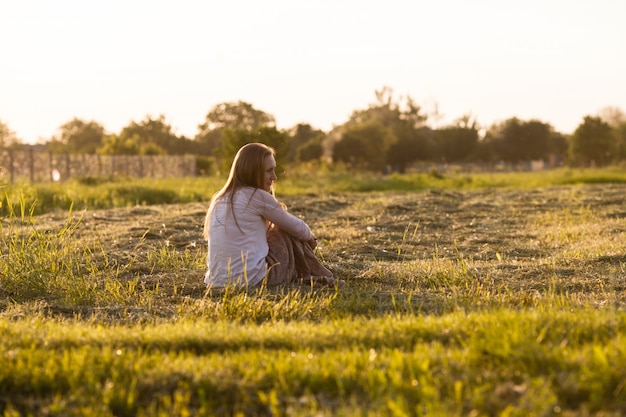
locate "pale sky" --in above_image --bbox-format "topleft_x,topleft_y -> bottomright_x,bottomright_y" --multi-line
1,0 -> 625,144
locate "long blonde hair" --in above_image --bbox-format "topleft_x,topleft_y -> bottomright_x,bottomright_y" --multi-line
203,143 -> 275,239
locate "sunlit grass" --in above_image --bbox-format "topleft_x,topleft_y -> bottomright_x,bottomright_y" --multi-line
1,309 -> 624,416
2,169 -> 626,415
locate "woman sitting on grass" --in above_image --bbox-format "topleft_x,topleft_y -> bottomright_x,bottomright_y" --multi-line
203,142 -> 340,289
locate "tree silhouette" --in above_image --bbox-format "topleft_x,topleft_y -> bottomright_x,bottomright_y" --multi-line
287,123 -> 325,163
433,126 -> 479,162
195,101 -> 275,156
98,134 -> 140,155
333,121 -> 395,171
484,118 -> 555,163
334,87 -> 429,171
569,116 -> 614,166
217,126 -> 290,174
48,118 -> 105,154
115,115 -> 192,155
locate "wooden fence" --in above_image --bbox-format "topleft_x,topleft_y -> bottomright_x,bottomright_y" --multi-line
0,149 -> 197,183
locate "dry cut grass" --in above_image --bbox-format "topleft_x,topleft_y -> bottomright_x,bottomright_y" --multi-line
3,183 -> 624,318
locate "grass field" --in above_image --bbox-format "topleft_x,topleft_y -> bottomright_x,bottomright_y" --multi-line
1,168 -> 626,416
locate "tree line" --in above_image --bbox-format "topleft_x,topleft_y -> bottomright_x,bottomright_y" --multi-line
2,87 -> 625,174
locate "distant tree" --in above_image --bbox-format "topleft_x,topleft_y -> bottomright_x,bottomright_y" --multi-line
597,106 -> 626,162
484,118 -> 555,162
433,127 -> 478,162
334,87 -> 429,171
346,86 -> 428,131
48,118 -> 105,154
333,121 -> 395,171
569,116 -> 614,166
549,132 -> 569,164
432,114 -> 480,163
296,139 -> 324,162
285,123 -> 325,163
254,127 -> 290,163
386,126 -> 433,173
115,115 -> 185,155
0,119 -> 22,149
614,122 -> 626,162
455,113 -> 480,130
471,140 -> 496,162
195,101 -> 275,156
98,134 -> 140,155
195,129 -> 223,156
518,119 -> 551,161
217,126 -> 290,174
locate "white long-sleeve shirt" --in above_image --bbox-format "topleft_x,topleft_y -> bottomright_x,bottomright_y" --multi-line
205,186 -> 313,288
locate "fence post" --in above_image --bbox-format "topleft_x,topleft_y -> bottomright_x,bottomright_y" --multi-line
135,155 -> 144,178
64,154 -> 70,181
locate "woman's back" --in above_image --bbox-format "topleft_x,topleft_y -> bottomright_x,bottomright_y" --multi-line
205,187 -> 270,288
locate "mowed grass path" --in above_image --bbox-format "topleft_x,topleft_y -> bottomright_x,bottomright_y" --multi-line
1,173 -> 626,416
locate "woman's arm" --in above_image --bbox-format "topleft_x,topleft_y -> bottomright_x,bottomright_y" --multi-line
256,191 -> 313,241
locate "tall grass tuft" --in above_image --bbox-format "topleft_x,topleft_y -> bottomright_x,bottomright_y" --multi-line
0,194 -> 99,305
0,194 -> 201,309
